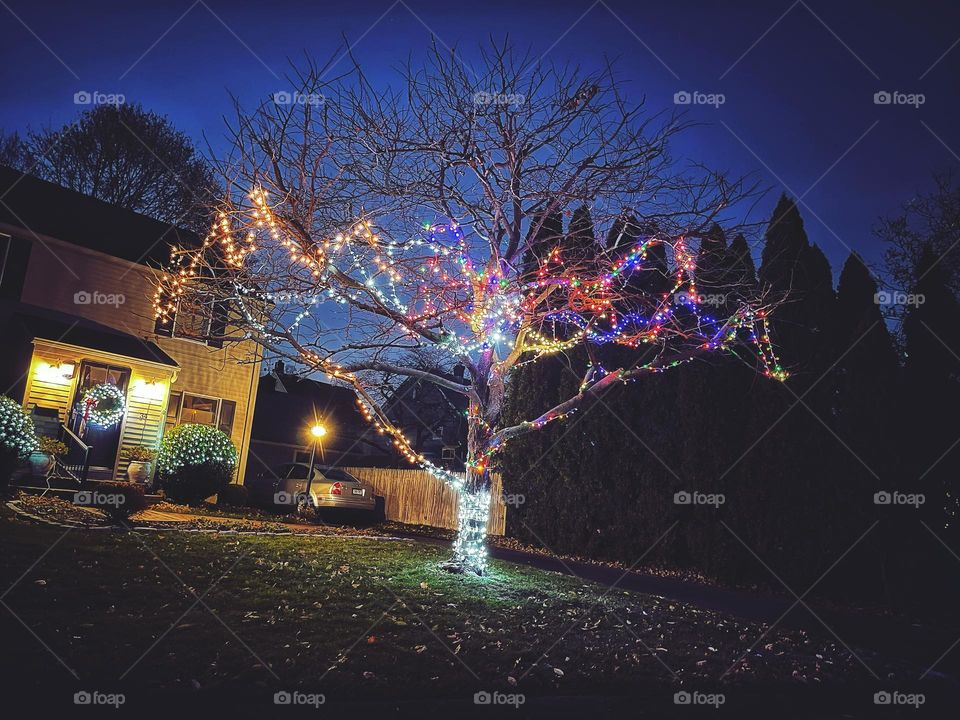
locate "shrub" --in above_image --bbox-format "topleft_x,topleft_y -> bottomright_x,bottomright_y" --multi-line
120,445 -> 157,462
157,424 -> 238,504
37,436 -> 69,457
217,483 -> 249,507
76,481 -> 148,523
0,396 -> 39,489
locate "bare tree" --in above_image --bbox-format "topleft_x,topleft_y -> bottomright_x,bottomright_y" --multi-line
880,171 -> 960,299
0,130 -> 30,169
155,43 -> 786,574
4,104 -> 218,230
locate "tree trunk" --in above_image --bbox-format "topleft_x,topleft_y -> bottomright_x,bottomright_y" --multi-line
442,447 -> 492,575
440,358 -> 500,575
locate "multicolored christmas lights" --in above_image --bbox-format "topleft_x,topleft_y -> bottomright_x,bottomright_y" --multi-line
155,187 -> 788,572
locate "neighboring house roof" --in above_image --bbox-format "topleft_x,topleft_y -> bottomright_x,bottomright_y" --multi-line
251,363 -> 373,448
0,165 -> 199,266
0,300 -> 178,367
385,372 -> 469,433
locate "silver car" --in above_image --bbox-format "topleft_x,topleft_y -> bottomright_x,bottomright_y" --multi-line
272,463 -> 382,517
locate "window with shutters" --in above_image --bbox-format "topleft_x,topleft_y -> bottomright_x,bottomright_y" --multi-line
166,392 -> 237,438
0,233 -> 32,300
154,297 -> 228,347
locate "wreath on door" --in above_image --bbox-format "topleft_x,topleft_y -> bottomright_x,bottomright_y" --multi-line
82,383 -> 126,428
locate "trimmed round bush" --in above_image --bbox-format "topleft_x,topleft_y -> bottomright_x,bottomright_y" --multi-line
82,481 -> 148,523
0,396 -> 39,490
158,423 -> 238,504
217,483 -> 249,507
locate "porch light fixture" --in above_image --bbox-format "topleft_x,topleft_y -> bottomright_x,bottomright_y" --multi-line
131,377 -> 166,401
34,360 -> 75,385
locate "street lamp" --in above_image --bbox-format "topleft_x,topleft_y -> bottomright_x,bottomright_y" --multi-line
305,422 -> 328,497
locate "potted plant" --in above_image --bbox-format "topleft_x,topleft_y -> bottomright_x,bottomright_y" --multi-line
120,445 -> 157,483
29,436 -> 67,477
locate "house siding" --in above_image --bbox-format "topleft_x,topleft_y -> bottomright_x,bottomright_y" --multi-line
11,228 -> 261,482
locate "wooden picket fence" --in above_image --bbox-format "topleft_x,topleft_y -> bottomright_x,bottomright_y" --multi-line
339,467 -> 506,535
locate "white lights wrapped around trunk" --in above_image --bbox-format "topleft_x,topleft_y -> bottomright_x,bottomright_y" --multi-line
451,488 -> 491,575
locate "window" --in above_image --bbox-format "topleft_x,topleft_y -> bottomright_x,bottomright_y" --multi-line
442,447 -> 456,461
175,297 -> 211,339
180,394 -> 218,425
170,393 -> 237,438
0,234 -> 11,292
155,297 -> 228,348
0,233 -> 31,300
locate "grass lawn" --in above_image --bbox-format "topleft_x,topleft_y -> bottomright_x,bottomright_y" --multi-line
0,506 -> 920,711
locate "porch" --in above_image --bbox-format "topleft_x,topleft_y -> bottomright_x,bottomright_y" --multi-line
1,302 -> 179,487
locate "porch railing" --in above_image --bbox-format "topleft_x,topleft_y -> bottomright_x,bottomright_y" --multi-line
57,423 -> 91,488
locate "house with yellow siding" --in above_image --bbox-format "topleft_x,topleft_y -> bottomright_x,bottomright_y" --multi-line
0,166 -> 261,485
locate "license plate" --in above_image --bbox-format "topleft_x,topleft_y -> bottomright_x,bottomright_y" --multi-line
352,488 -> 364,496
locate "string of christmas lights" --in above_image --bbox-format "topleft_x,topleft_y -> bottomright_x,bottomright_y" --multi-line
155,187 -> 788,572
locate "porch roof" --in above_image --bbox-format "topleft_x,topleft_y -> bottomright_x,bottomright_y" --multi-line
0,301 -> 179,368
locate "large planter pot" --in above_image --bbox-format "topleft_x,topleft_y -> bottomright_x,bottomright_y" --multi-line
29,452 -> 55,477
127,461 -> 153,484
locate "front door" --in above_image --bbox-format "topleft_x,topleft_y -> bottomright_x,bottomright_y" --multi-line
70,361 -> 131,475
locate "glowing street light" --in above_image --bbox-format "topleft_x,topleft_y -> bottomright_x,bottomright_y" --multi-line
305,420 -> 329,498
